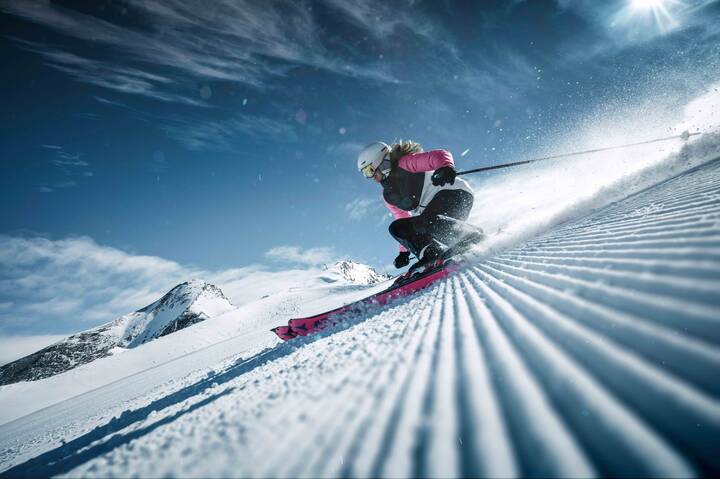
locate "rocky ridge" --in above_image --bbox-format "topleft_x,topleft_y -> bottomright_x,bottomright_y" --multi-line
0,280 -> 233,386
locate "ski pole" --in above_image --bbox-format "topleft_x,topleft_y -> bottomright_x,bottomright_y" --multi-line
456,130 -> 700,176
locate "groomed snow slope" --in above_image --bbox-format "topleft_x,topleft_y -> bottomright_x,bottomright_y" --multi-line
1,158 -> 719,477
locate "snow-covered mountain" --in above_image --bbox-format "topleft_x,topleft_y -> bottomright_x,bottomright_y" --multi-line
0,280 -> 234,386
117,280 -> 233,347
0,262 -> 388,387
319,260 -> 389,285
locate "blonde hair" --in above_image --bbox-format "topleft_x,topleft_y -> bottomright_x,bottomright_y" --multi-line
389,139 -> 423,164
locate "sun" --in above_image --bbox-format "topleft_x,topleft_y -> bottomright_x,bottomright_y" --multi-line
629,0 -> 682,31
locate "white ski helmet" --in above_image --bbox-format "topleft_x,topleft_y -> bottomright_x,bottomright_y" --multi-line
357,141 -> 391,178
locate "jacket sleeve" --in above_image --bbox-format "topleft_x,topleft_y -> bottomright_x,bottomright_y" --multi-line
397,149 -> 454,173
384,197 -> 411,252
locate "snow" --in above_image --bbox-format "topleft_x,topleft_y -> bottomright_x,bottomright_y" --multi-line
0,95 -> 719,476
465,81 -> 720,260
0,267 -> 391,424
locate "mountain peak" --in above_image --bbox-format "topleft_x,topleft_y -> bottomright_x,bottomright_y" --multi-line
321,260 -> 389,285
121,281 -> 233,348
140,279 -> 229,315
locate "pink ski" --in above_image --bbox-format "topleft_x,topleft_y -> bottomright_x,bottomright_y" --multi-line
271,261 -> 458,341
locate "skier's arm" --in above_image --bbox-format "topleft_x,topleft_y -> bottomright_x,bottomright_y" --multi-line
384,198 -> 411,252
397,149 -> 454,173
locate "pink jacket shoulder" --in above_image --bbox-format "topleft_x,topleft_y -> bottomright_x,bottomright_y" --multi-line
397,149 -> 454,173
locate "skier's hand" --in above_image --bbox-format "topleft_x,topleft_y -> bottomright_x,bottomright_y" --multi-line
431,166 -> 456,186
393,251 -> 411,268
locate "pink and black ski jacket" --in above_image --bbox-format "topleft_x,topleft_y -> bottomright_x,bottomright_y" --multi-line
381,149 -> 473,251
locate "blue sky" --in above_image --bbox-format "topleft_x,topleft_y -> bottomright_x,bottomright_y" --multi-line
1,0 -> 719,339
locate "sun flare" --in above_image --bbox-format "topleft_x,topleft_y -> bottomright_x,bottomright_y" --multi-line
629,0 -> 681,31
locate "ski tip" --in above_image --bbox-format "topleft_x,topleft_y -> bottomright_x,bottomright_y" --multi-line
271,325 -> 296,341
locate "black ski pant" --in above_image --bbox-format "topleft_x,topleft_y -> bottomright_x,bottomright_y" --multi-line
388,189 -> 478,258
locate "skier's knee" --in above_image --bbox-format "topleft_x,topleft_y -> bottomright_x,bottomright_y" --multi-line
388,220 -> 401,238
390,218 -> 418,242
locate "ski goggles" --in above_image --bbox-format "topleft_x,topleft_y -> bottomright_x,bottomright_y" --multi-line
361,163 -> 377,178
361,155 -> 391,179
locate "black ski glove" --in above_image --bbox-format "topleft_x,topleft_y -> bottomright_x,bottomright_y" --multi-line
431,166 -> 457,186
393,251 -> 411,268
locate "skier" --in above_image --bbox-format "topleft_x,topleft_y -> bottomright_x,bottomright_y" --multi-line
357,140 -> 483,269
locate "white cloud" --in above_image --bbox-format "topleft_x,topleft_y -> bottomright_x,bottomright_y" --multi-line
27,46 -> 208,106
0,0 -> 401,106
345,198 -> 379,221
0,235 -> 344,339
0,335 -> 65,366
36,180 -> 78,193
265,245 -> 338,266
0,235 -> 196,335
22,297 -> 83,315
4,1 -> 404,151
52,159 -> 89,167
323,0 -> 440,41
2,0 -> 554,151
36,144 -> 94,191
166,114 -> 298,150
